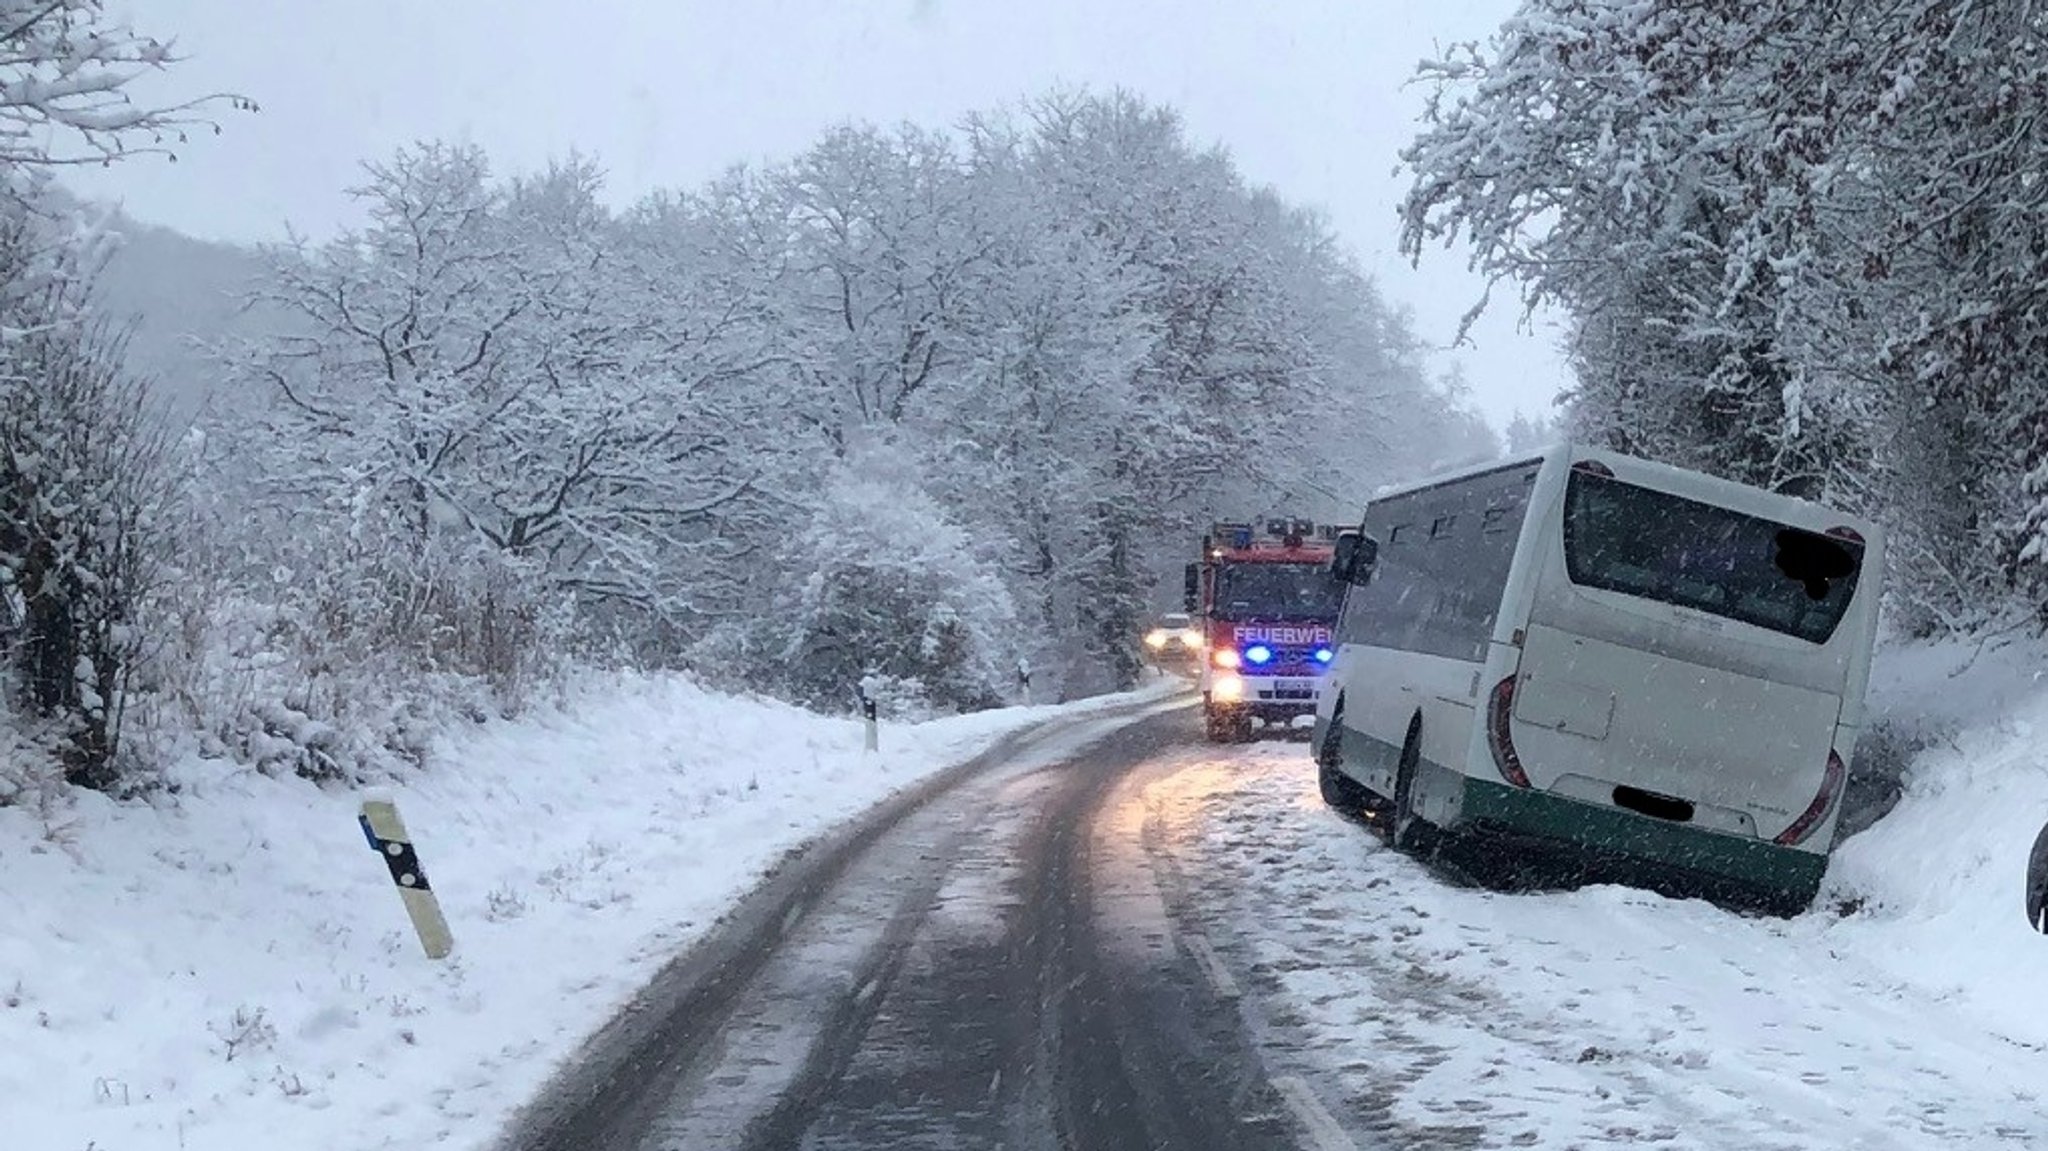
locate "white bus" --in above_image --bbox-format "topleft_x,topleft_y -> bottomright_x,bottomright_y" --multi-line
1312,445 -> 1884,914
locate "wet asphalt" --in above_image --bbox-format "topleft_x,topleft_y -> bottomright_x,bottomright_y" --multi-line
498,702 -> 1311,1151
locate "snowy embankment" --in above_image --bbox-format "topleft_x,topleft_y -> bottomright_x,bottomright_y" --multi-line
1147,634 -> 2048,1149
0,672 -> 1177,1151
1824,635 -> 2048,1046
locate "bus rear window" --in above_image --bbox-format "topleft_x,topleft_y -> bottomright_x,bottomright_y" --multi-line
1562,472 -> 1862,644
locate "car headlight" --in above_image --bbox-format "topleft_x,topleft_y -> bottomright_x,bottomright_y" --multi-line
1145,631 -> 1168,649
1180,629 -> 1203,648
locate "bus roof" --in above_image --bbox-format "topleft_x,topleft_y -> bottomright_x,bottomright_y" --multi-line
1367,450 -> 1549,502
1364,443 -> 1880,543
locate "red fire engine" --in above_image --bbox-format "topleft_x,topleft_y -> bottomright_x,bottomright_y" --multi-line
1183,519 -> 1347,742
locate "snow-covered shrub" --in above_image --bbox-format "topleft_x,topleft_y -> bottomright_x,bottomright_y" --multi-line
0,322 -> 176,790
144,486 -> 569,782
760,457 -> 1026,717
0,188 -> 183,793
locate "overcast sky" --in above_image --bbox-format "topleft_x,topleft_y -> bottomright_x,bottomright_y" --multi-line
71,0 -> 1566,429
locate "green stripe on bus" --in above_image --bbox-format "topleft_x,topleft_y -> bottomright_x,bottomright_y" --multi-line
1451,773 -> 1827,894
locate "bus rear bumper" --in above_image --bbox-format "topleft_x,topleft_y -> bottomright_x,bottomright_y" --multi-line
1444,774 -> 1829,916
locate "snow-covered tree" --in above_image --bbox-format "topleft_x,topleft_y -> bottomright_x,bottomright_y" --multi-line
1404,0 -> 2048,629
198,90 -> 1499,731
0,0 -> 251,169
232,145 -> 776,683
1399,1 -> 1861,494
763,450 -> 1024,715
1502,409 -> 1555,455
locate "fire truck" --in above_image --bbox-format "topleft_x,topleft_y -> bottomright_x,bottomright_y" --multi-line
1184,519 -> 1347,742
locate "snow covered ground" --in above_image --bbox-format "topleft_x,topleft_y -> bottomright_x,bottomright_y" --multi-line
12,632 -> 2048,1151
0,671 -> 1176,1151
1144,636 -> 2048,1149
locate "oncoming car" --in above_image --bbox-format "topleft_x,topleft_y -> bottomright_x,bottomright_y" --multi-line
1142,612 -> 1203,674
1312,445 -> 1885,915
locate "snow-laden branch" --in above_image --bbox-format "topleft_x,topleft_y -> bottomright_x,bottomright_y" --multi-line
0,0 -> 253,168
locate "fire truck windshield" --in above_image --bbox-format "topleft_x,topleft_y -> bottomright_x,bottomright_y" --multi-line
1214,561 -> 1344,621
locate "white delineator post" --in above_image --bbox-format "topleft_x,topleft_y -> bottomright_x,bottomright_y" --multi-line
857,674 -> 882,752
1017,658 -> 1034,705
359,797 -> 454,960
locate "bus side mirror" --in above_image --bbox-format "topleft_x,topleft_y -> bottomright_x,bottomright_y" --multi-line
1333,531 -> 1378,586
1183,562 -> 1199,613
2027,819 -> 2048,933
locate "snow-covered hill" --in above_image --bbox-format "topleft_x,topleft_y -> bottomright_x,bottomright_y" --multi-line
90,208 -> 292,419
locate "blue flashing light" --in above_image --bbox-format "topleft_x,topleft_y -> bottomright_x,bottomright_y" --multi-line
1313,646 -> 1335,664
1243,644 -> 1275,666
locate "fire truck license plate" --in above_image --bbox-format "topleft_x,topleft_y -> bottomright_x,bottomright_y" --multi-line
1275,679 -> 1315,695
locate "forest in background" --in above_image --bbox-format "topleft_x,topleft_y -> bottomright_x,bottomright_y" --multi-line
0,3 -> 1500,798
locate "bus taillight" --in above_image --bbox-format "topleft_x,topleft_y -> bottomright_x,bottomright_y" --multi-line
1485,675 -> 1532,788
1774,749 -> 1847,846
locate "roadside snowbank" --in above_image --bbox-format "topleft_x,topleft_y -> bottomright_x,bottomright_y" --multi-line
1142,634 -> 2048,1148
1163,746 -> 2048,1150
0,671 -> 1176,1151
1824,633 -> 2048,1048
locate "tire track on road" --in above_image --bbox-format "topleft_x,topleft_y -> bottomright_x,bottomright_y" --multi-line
499,696 -> 1184,1151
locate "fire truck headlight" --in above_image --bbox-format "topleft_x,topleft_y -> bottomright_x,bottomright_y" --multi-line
1212,674 -> 1245,701
1212,648 -> 1241,670
1314,646 -> 1335,664
1244,644 -> 1274,666
1145,630 -> 1168,650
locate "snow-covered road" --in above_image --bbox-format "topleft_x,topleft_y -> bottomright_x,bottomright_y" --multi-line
505,700 -> 2048,1151
1153,745 -> 2048,1150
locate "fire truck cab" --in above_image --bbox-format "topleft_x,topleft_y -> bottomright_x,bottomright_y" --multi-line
1185,519 -> 1347,743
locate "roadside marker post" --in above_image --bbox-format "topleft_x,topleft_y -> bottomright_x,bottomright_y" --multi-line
359,798 -> 455,960
860,693 -> 879,752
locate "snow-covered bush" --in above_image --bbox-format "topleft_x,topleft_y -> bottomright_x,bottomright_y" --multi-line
761,455 -> 1026,717
145,475 -> 569,782
0,189 -> 183,794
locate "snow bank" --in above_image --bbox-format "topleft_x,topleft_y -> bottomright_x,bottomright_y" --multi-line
0,671 -> 1174,1150
1822,632 -> 2048,1049
1167,632 -> 2048,1145
1169,747 -> 2047,1149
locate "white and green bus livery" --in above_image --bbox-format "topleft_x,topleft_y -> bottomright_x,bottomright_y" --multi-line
1312,445 -> 1883,913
